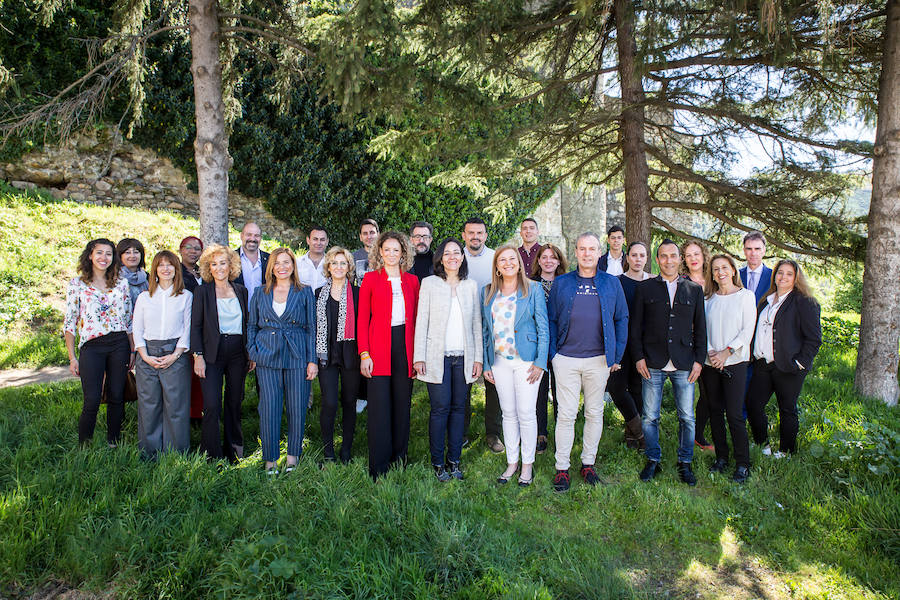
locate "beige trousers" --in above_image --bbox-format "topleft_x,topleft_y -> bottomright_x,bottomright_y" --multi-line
552,353 -> 610,471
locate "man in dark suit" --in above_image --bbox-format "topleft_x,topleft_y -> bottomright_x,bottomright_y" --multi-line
598,225 -> 626,275
234,222 -> 269,301
631,239 -> 707,486
739,231 -> 772,304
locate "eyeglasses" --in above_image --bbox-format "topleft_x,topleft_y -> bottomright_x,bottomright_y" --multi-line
182,245 -> 202,251
331,260 -> 349,267
411,234 -> 432,241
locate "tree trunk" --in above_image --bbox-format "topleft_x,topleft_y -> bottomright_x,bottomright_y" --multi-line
856,0 -> 900,406
614,0 -> 652,247
188,0 -> 231,246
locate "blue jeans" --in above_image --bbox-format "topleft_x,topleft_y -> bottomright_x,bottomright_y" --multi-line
641,368 -> 695,463
426,355 -> 470,465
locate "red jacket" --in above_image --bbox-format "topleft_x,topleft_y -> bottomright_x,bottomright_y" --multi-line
357,269 -> 419,377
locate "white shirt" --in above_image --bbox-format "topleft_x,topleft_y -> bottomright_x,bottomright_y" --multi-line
389,277 -> 405,326
444,295 -> 465,354
605,253 -> 624,276
239,248 -> 263,300
464,246 -> 496,291
705,288 -> 757,366
661,276 -> 679,371
132,286 -> 192,350
272,300 -> 286,317
297,253 -> 327,291
745,264 -> 764,294
753,291 -> 791,363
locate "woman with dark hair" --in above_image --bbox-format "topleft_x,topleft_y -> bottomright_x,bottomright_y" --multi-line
64,238 -> 133,446
414,237 -> 483,481
529,243 -> 567,453
482,245 -> 549,486
315,247 -> 361,464
358,231 -> 420,480
747,259 -> 822,458
191,244 -> 251,462
117,238 -> 149,309
681,240 -> 714,452
179,236 -> 204,293
702,254 -> 757,483
133,250 -> 193,456
608,241 -> 653,449
248,248 -> 317,475
178,236 -> 205,425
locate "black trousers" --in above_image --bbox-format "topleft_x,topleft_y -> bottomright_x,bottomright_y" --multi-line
701,362 -> 751,467
606,357 -> 643,423
367,325 -> 412,479
746,359 -> 807,453
536,365 -> 558,437
200,334 -> 246,461
318,363 -> 361,462
695,375 -> 712,445
78,331 -> 130,444
464,379 -> 503,440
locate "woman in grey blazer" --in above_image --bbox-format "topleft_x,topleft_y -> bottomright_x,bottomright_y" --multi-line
413,238 -> 483,482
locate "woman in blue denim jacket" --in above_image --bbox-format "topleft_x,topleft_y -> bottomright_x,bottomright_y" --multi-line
247,248 -> 317,476
481,245 -> 549,486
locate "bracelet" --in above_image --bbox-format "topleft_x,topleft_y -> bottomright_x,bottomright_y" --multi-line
360,351 -> 371,359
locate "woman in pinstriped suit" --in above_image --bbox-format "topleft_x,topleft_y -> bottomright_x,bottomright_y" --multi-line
247,248 -> 318,476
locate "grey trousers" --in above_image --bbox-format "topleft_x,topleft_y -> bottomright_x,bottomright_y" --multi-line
136,338 -> 191,455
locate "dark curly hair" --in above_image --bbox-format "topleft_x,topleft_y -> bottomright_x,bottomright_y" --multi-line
77,239 -> 120,289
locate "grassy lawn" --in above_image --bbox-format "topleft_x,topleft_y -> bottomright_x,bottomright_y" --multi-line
0,183 -> 284,369
0,336 -> 897,599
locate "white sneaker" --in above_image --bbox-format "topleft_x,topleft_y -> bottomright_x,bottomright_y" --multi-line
356,399 -> 367,413
761,445 -> 773,456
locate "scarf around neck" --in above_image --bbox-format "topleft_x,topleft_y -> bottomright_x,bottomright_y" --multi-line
316,279 -> 355,364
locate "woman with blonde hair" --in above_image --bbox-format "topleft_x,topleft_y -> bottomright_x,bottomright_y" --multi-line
191,244 -> 251,462
133,250 -> 193,456
481,245 -> 549,486
64,238 -> 133,446
358,231 -> 420,480
747,259 -> 821,458
247,247 -> 317,475
315,246 -> 361,464
701,254 -> 757,482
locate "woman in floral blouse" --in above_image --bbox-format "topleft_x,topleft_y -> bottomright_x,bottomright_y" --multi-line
64,238 -> 134,447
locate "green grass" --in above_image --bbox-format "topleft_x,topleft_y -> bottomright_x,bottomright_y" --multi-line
0,182 -> 285,368
1,340 -> 897,599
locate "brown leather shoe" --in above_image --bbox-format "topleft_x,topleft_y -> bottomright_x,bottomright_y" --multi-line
624,416 -> 645,450
486,435 -> 505,454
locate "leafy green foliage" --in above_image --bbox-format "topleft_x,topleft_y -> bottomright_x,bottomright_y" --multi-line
832,268 -> 864,313
822,315 -> 861,349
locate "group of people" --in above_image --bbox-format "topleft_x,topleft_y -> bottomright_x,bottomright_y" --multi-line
64,216 -> 822,489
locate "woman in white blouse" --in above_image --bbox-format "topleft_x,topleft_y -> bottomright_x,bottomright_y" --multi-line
64,238 -> 134,447
133,250 -> 193,456
701,254 -> 757,483
413,238 -> 483,482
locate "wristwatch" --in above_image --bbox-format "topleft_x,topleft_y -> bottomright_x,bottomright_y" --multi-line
193,351 -> 203,359
727,347 -> 735,355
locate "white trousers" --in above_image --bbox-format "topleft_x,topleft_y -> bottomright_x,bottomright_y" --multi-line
492,358 -> 540,464
552,353 -> 610,470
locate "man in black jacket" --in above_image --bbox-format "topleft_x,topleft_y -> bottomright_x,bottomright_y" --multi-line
409,221 -> 434,280
630,239 -> 707,485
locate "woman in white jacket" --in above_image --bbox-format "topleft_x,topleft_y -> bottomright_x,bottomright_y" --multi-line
414,237 -> 483,482
702,254 -> 757,483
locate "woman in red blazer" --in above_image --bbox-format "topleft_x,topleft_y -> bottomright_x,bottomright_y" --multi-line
358,231 -> 420,480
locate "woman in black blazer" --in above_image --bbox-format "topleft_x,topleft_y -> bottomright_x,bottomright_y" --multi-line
191,244 -> 252,462
746,259 -> 822,457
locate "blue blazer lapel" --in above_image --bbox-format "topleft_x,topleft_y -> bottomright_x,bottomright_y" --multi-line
282,285 -> 301,320
514,287 -> 530,326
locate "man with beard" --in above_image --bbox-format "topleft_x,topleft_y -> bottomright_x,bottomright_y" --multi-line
409,221 -> 435,281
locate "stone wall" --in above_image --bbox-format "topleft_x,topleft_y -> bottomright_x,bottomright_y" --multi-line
0,128 -> 305,247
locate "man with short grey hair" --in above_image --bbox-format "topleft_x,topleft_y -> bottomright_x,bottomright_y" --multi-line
547,232 -> 629,491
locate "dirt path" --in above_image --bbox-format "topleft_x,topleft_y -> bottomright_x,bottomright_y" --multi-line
0,366 -> 76,389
